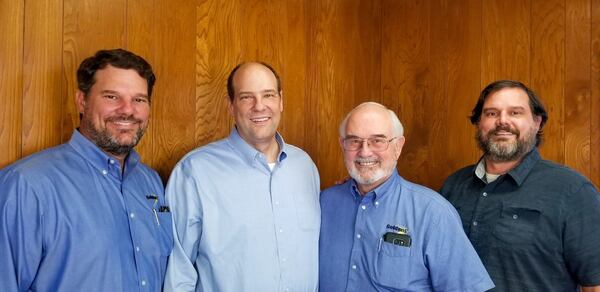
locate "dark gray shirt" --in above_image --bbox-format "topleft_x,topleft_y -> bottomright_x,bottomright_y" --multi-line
441,149 -> 600,291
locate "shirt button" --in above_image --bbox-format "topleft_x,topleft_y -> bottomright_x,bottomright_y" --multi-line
141,280 -> 146,286
482,192 -> 488,197
136,246 -> 140,252
512,214 -> 518,219
374,201 -> 379,206
352,264 -> 357,270
275,201 -> 279,205
109,160 -> 115,164
130,213 -> 135,219
282,258 -> 287,262
102,169 -> 108,175
361,205 -> 366,210
356,234 -> 362,239
279,228 -> 283,233
473,221 -> 478,226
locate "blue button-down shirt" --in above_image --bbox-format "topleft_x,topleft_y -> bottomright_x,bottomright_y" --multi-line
320,170 -> 494,291
163,128 -> 320,292
0,130 -> 173,292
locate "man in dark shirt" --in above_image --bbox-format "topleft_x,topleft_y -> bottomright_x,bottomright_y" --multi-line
441,80 -> 600,292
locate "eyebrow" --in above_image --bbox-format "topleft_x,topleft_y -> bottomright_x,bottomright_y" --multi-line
344,134 -> 389,139
238,89 -> 278,95
100,90 -> 148,98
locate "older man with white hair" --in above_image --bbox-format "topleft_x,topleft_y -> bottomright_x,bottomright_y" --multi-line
319,102 -> 494,291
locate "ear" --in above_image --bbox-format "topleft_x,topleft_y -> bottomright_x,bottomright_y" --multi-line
393,136 -> 406,160
533,115 -> 542,129
76,90 -> 86,114
227,97 -> 234,116
339,136 -> 345,150
279,90 -> 284,112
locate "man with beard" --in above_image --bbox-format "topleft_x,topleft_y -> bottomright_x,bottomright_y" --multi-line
0,49 -> 172,291
319,102 -> 494,291
163,62 -> 320,292
441,80 -> 600,291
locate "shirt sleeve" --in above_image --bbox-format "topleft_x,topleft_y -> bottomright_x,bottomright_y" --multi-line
424,201 -> 495,292
563,182 -> 600,286
0,170 -> 44,291
163,161 -> 204,292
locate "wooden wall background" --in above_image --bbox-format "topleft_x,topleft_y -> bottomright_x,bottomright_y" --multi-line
1,0 -> 599,191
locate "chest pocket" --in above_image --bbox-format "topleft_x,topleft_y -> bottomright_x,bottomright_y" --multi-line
373,238 -> 411,288
493,205 -> 541,245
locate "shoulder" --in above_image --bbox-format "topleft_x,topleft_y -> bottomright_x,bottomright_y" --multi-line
321,181 -> 351,203
283,143 -> 316,164
1,144 -> 74,181
173,138 -> 231,170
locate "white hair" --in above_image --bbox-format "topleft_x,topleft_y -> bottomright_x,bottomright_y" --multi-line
339,101 -> 404,137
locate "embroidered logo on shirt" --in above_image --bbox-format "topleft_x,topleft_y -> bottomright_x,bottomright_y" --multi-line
386,224 -> 408,234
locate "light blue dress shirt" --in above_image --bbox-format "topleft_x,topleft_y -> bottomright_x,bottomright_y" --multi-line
319,170 -> 494,291
163,128 -> 320,292
0,130 -> 173,292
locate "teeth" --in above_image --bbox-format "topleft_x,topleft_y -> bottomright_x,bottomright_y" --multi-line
251,117 -> 269,122
356,161 -> 378,166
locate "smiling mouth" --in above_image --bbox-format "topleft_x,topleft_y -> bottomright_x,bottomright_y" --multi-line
355,160 -> 379,167
250,117 -> 270,123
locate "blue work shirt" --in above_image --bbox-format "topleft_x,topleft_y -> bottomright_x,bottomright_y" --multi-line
163,128 -> 320,292
320,170 -> 494,292
0,130 -> 173,292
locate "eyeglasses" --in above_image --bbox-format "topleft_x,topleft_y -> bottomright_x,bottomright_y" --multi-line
342,137 -> 397,151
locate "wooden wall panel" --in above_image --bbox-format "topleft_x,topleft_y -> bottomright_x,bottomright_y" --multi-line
0,0 -> 24,167
22,0 -> 63,156
481,0 -> 531,84
531,0 -> 565,165
149,0 -> 197,180
195,0 -> 240,150
382,0 -> 432,185
2,0 -> 599,190
565,0 -> 592,178
440,0 -> 482,185
592,0 -> 600,187
307,0 -> 382,188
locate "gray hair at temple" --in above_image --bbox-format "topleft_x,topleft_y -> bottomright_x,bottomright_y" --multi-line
339,102 -> 404,137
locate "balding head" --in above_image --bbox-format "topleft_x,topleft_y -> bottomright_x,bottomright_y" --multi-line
339,102 -> 404,138
227,62 -> 282,101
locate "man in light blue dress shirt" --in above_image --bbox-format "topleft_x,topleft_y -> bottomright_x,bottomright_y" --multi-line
319,102 -> 494,291
163,62 -> 320,292
0,49 -> 172,291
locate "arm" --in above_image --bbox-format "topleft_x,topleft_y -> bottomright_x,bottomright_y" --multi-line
426,202 -> 494,292
0,170 -> 44,291
162,163 -> 204,292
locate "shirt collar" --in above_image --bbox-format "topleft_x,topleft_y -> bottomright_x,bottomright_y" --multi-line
68,129 -> 140,177
227,127 -> 287,166
350,169 -> 400,202
472,148 -> 541,186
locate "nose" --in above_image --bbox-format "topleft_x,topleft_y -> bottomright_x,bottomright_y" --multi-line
252,96 -> 266,111
496,111 -> 509,126
116,98 -> 135,115
357,139 -> 374,156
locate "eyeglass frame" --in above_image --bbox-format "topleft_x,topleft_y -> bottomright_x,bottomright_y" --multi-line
341,136 -> 398,151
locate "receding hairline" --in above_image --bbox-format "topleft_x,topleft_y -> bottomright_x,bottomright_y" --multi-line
339,102 -> 404,137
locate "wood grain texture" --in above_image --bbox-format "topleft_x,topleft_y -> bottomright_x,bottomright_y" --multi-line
383,0 -> 432,186
308,0 -> 382,188
565,0 -> 591,178
2,0 -> 599,189
531,0 -> 565,165
482,0 -> 531,84
151,0 -> 197,181
195,0 -> 240,152
442,0 -> 483,187
0,0 -> 24,167
592,0 -> 600,188
22,0 -> 63,156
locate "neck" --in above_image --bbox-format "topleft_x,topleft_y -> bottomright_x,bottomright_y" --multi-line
484,157 -> 521,175
255,138 -> 280,163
